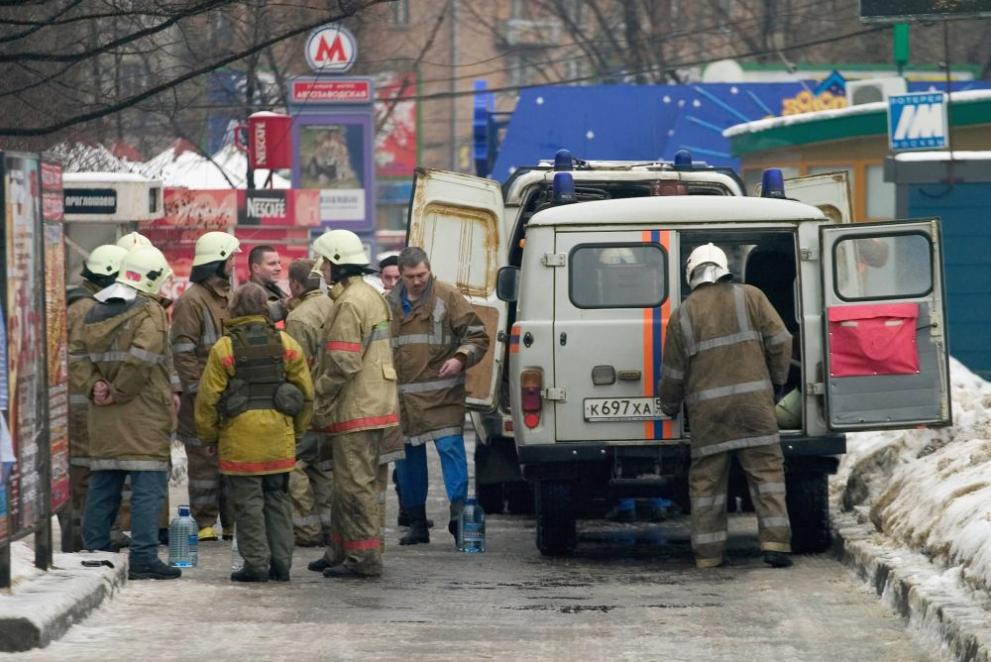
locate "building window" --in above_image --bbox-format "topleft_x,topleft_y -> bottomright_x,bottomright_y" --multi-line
391,0 -> 409,27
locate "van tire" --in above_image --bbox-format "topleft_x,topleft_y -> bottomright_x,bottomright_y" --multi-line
505,481 -> 534,515
785,471 -> 830,553
477,482 -> 504,515
536,480 -> 577,556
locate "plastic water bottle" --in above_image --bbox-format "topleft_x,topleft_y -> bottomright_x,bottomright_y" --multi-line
230,527 -> 244,572
168,505 -> 198,568
458,497 -> 486,553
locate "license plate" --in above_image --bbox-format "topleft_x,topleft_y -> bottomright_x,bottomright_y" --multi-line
583,397 -> 668,421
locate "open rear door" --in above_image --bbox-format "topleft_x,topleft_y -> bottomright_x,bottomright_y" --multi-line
783,171 -> 853,223
406,168 -> 507,410
820,219 -> 952,430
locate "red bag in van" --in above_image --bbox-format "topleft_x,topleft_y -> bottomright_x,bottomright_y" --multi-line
827,303 -> 919,377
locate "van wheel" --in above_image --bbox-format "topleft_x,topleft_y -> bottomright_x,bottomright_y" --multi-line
477,482 -> 504,515
536,480 -> 577,556
505,481 -> 534,515
786,471 -> 830,553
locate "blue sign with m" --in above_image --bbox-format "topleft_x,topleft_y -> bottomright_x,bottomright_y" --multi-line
888,92 -> 948,151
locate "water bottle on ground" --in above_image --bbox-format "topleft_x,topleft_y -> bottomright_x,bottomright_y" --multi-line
458,497 -> 486,553
168,505 -> 198,568
230,526 -> 244,572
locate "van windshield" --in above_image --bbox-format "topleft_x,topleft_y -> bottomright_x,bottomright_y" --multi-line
569,243 -> 667,308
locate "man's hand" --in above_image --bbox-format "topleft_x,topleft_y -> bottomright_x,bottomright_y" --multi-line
92,381 -> 114,406
438,357 -> 464,378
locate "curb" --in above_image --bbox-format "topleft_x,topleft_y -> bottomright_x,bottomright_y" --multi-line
832,510 -> 991,662
0,551 -> 128,652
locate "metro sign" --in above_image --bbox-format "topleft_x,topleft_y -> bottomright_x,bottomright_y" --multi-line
305,24 -> 357,73
887,92 -> 948,152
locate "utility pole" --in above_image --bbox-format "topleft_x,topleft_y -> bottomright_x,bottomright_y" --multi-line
448,0 -> 458,170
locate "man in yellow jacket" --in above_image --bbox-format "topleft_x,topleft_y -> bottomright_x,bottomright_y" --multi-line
306,230 -> 399,579
194,282 -> 314,582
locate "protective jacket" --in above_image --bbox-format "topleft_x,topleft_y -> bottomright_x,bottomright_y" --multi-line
253,277 -> 289,324
69,293 -> 174,471
66,281 -> 101,466
194,315 -> 314,475
658,282 -> 791,458
312,276 -> 399,436
387,277 -> 490,445
171,276 -> 230,444
285,289 -> 334,369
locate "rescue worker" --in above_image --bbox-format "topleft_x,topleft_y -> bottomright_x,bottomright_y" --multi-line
70,246 -> 181,580
117,231 -> 153,250
284,259 -> 335,547
658,243 -> 793,569
248,244 -> 288,323
194,283 -> 313,582
306,230 -> 399,579
62,244 -> 128,551
172,231 -> 240,541
388,246 -> 490,545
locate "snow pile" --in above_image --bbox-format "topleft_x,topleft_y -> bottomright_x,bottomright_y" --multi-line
834,357 -> 991,594
142,140 -> 289,189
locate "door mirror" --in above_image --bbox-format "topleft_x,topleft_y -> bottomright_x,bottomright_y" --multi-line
496,266 -> 520,302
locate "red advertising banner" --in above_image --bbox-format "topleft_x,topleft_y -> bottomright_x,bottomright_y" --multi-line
41,163 -> 63,222
375,72 -> 417,178
248,112 -> 293,170
44,222 -> 69,511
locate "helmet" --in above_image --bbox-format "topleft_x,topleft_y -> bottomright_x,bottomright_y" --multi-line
116,231 -> 153,250
192,231 -> 240,267
116,246 -> 173,295
311,230 -> 368,267
85,244 -> 128,277
686,243 -> 728,279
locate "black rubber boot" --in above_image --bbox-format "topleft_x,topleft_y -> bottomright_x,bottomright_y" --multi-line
448,500 -> 465,541
399,505 -> 430,545
763,551 -> 793,568
129,558 -> 182,581
397,507 -> 434,529
231,567 -> 269,582
269,560 -> 291,582
307,557 -> 334,573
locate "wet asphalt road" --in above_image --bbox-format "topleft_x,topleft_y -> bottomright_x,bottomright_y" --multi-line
3,432 -> 934,661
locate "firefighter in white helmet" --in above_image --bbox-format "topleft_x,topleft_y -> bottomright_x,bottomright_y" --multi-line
305,230 -> 400,579
171,231 -> 240,541
69,246 -> 181,580
117,231 -> 153,250
658,243 -> 794,569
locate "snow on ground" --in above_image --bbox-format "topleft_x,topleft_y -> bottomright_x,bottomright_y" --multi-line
833,357 -> 991,594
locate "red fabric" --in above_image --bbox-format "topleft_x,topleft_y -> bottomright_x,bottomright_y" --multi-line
325,340 -> 362,352
828,303 -> 919,377
317,413 -> 399,434
219,457 -> 295,474
331,532 -> 382,551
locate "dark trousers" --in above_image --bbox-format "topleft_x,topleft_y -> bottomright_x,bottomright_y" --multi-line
83,469 -> 167,567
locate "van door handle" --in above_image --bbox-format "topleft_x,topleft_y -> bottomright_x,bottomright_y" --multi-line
559,332 -> 567,346
617,370 -> 641,381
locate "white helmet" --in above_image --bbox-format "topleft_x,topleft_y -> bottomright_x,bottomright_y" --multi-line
116,246 -> 173,295
192,231 -> 240,267
685,243 -> 730,289
312,229 -> 369,267
85,244 -> 128,277
116,231 -> 153,250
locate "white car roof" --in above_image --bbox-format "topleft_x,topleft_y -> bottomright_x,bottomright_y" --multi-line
527,195 -> 826,227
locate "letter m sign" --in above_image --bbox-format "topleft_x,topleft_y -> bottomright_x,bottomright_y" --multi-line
887,92 -> 948,152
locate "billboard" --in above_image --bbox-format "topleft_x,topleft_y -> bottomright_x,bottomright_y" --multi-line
375,72 -> 417,178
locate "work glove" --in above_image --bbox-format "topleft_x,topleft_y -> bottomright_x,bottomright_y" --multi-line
295,433 -> 318,463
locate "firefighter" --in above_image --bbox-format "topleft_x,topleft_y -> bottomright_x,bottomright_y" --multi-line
61,244 -> 128,551
305,230 -> 399,579
658,243 -> 793,569
388,246 -> 490,545
248,244 -> 289,323
284,259 -> 334,547
194,282 -> 313,582
117,231 -> 153,250
172,231 -> 240,541
69,246 -> 181,580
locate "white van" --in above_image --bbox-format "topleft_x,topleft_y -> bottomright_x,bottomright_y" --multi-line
408,154 -> 951,556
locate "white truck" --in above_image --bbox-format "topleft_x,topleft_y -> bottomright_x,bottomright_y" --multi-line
408,152 -> 951,556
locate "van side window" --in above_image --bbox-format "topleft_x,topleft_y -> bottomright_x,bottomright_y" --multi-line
569,243 -> 667,308
833,233 -> 932,301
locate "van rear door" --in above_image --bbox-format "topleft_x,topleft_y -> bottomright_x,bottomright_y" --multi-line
820,219 -> 952,429
407,168 -> 507,410
552,229 -> 680,442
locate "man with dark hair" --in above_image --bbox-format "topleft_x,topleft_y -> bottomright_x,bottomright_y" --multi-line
284,259 -> 334,547
388,246 -> 490,545
248,244 -> 288,323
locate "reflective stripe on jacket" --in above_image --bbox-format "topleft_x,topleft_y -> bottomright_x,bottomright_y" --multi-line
312,277 -> 399,436
658,282 -> 791,458
171,277 -> 230,441
68,293 -> 175,471
194,316 -> 314,475
387,277 -> 490,446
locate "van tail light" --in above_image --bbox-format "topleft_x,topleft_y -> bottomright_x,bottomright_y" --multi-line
520,368 -> 543,429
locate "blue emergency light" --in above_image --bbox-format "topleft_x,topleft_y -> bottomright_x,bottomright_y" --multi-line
673,149 -> 693,170
761,169 -> 786,198
553,172 -> 576,203
553,149 -> 574,171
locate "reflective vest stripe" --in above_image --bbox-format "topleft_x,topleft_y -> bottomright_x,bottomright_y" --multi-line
397,375 -> 464,394
331,532 -> 382,551
692,433 -> 779,458
325,340 -> 362,352
317,413 -> 399,434
685,379 -> 771,405
219,458 -> 296,473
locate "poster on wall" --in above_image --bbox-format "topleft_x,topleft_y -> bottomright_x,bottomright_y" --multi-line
375,72 -> 417,178
4,153 -> 47,536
